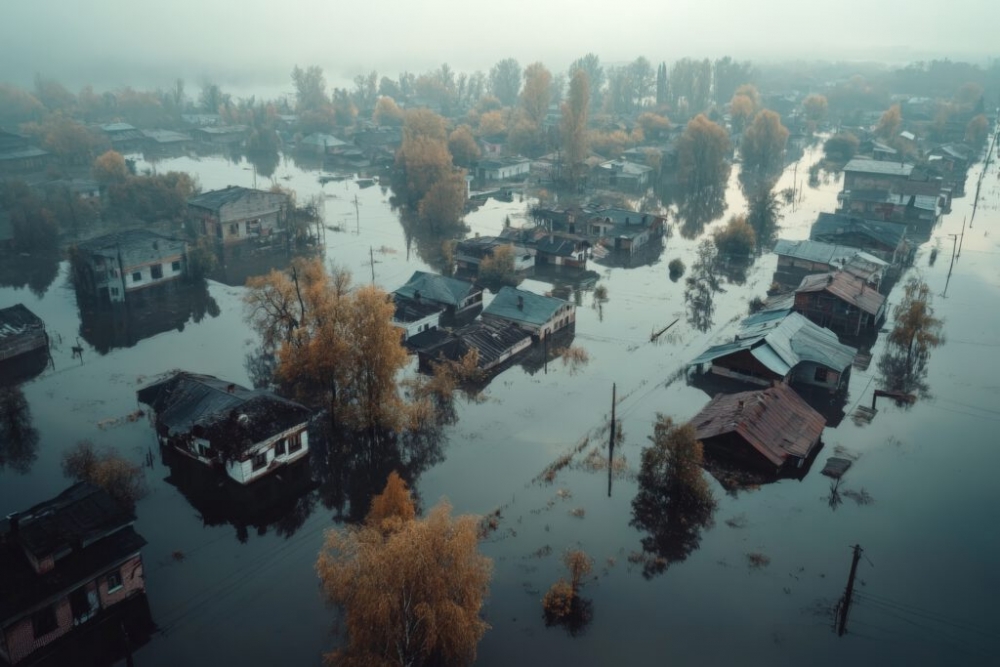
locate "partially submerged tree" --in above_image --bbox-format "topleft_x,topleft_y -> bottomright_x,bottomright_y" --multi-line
740,109 -> 789,184
542,549 -> 594,634
316,473 -> 493,666
560,69 -> 590,188
478,243 -> 519,287
712,214 -> 756,257
62,440 -> 147,511
677,114 -> 731,200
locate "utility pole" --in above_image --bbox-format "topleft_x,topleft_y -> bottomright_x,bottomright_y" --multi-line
957,216 -> 966,258
369,246 -> 375,284
607,383 -> 616,497
354,194 -> 360,234
837,544 -> 863,636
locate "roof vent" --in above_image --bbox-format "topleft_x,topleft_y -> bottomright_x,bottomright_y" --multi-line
238,413 -> 249,425
517,295 -> 524,310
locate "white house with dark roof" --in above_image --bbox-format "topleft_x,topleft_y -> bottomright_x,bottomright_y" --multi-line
393,271 -> 483,318
187,186 -> 290,245
73,229 -> 187,303
481,286 -> 575,340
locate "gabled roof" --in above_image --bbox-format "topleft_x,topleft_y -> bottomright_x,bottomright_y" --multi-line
812,212 -> 908,250
142,129 -> 192,144
392,293 -> 444,323
483,286 -> 570,327
300,133 -> 347,148
843,157 -> 914,177
187,186 -> 287,212
394,271 -> 480,308
796,271 -> 886,316
691,311 -> 857,376
136,372 -> 310,451
774,239 -> 888,268
689,384 -> 826,467
0,304 -> 45,341
76,229 -> 186,268
585,207 -> 664,227
598,159 -> 654,176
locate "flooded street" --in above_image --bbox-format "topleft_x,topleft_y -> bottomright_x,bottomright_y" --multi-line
2,138 -> 999,665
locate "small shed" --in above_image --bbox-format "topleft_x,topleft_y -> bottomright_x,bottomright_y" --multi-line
0,304 -> 48,362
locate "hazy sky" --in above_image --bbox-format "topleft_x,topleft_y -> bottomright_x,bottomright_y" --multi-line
0,0 -> 994,94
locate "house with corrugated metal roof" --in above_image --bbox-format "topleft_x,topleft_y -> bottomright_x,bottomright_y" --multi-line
688,383 -> 826,474
72,229 -> 188,304
187,186 -> 290,246
137,372 -> 311,485
411,319 -> 532,374
482,286 -> 575,340
0,483 -> 147,666
810,212 -> 911,267
772,239 -> 888,291
393,271 -> 483,320
690,311 -> 857,392
794,270 -> 887,337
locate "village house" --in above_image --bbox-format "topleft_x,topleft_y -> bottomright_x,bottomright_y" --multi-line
72,229 -> 188,304
794,270 -> 887,337
298,132 -> 348,155
411,319 -> 533,374
141,129 -> 193,155
592,159 -> 654,192
192,125 -> 249,145
689,383 -> 826,474
454,235 -> 535,275
772,239 -> 888,291
841,157 -> 915,192
585,207 -> 666,256
482,286 -> 575,340
479,133 -> 507,157
690,310 -> 857,393
187,186 -> 290,246
838,190 -> 941,227
499,227 -> 589,269
475,156 -> 531,182
393,271 -> 484,320
810,212 -> 911,267
98,122 -> 146,153
0,483 -> 147,666
0,129 -> 51,175
0,304 -> 48,363
392,294 -> 445,342
137,372 -> 312,486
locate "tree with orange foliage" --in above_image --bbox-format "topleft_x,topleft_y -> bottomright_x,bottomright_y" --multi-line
92,150 -> 128,186
317,473 -> 493,666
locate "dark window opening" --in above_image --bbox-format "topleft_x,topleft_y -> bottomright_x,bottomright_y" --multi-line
32,605 -> 58,638
252,453 -> 267,470
106,569 -> 123,592
814,367 -> 829,382
132,271 -> 142,282
288,433 -> 303,453
275,438 -> 286,456
150,264 -> 163,280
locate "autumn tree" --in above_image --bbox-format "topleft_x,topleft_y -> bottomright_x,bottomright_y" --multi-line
713,214 -> 756,257
823,132 -> 859,164
740,109 -> 789,183
878,278 -> 944,399
876,103 -> 902,141
542,549 -> 594,633
21,113 -> 103,164
489,58 -> 522,107
729,93 -> 755,134
478,244 -> 519,287
1,181 -> 59,252
560,69 -> 590,187
802,94 -> 828,125
713,57 -> 754,106
34,75 -> 76,113
373,96 -> 404,126
677,114 -> 731,197
637,112 -> 671,140
292,65 -> 329,112
316,473 -> 493,666
92,150 -> 128,186
418,172 -> 467,232
966,114 -> 989,147
520,62 -> 552,127
569,53 -> 605,107
0,83 -> 44,125
630,415 -> 716,577
62,440 -> 148,511
448,125 -> 481,168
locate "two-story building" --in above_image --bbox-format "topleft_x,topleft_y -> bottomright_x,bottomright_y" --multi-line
72,229 -> 188,304
393,271 -> 484,321
482,286 -> 575,340
0,483 -> 147,665
187,186 -> 290,246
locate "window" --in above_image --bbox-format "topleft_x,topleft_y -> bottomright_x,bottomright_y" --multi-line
252,452 -> 267,470
171,260 -> 182,272
229,223 -> 239,235
132,271 -> 142,282
32,605 -> 58,638
288,433 -> 302,453
106,569 -> 123,593
150,264 -> 163,280
275,438 -> 286,456
814,367 -> 829,383
110,288 -> 119,297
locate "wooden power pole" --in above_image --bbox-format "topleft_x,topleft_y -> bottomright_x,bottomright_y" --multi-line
837,544 -> 864,636
607,383 -> 616,497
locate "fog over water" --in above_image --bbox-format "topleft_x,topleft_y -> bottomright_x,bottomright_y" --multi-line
0,0 -> 994,91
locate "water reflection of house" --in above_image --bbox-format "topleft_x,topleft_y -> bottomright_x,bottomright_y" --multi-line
794,271 -> 887,337
141,129 -> 193,157
208,245 -> 302,288
98,122 -> 146,153
482,286 -> 575,340
0,483 -> 148,666
138,372 -> 312,486
689,383 -> 826,475
0,304 -> 47,364
393,271 -> 484,322
690,310 -> 857,393
73,229 -> 188,304
772,239 -> 888,292
188,186 -> 290,246
192,125 -> 249,145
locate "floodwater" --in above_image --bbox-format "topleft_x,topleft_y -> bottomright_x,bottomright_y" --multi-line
2,137 -> 999,666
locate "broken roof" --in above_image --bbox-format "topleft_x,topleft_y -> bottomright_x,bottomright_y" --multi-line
812,212 -> 908,250
187,186 -> 287,212
691,311 -> 857,377
0,304 -> 45,341
136,372 -> 310,452
796,271 -> 886,316
689,384 -> 826,467
76,229 -> 186,269
774,239 -> 888,268
843,157 -> 914,177
483,286 -> 571,327
394,271 -> 480,308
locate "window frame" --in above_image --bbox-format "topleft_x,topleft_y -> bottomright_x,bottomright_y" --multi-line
150,263 -> 164,280
131,271 -> 142,282
32,604 -> 58,638
251,452 -> 268,470
106,568 -> 123,593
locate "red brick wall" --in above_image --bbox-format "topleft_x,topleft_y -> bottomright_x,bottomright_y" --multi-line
97,555 -> 146,607
3,598 -> 73,664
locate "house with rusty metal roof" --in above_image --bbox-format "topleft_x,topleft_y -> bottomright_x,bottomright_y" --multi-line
688,383 -> 826,474
794,270 -> 887,337
137,372 -> 311,485
0,483 -> 147,666
482,286 -> 575,340
690,311 -> 857,393
772,239 -> 888,291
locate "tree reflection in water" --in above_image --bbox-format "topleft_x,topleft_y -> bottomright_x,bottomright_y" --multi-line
0,251 -> 60,297
684,239 -> 723,333
0,385 -> 39,474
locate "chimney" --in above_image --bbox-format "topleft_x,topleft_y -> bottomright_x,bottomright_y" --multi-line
517,295 -> 524,310
414,290 -> 421,303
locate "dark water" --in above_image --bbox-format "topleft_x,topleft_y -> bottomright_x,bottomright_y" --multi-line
2,141 -> 999,665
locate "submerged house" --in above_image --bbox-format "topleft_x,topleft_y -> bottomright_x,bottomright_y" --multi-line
585,208 -> 666,255
412,319 -> 532,373
689,383 -> 826,474
454,235 -> 534,275
0,483 -> 147,666
391,294 -> 445,342
690,311 -> 857,392
794,271 -> 887,337
482,286 -> 575,340
137,372 -> 311,486
393,271 -> 484,319
811,212 -> 910,268
73,229 -> 188,304
475,156 -> 531,182
187,186 -> 290,246
772,239 -> 888,291
0,130 -> 51,175
0,304 -> 47,363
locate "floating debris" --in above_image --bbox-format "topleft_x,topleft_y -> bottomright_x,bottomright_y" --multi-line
746,552 -> 771,569
821,457 -> 853,479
